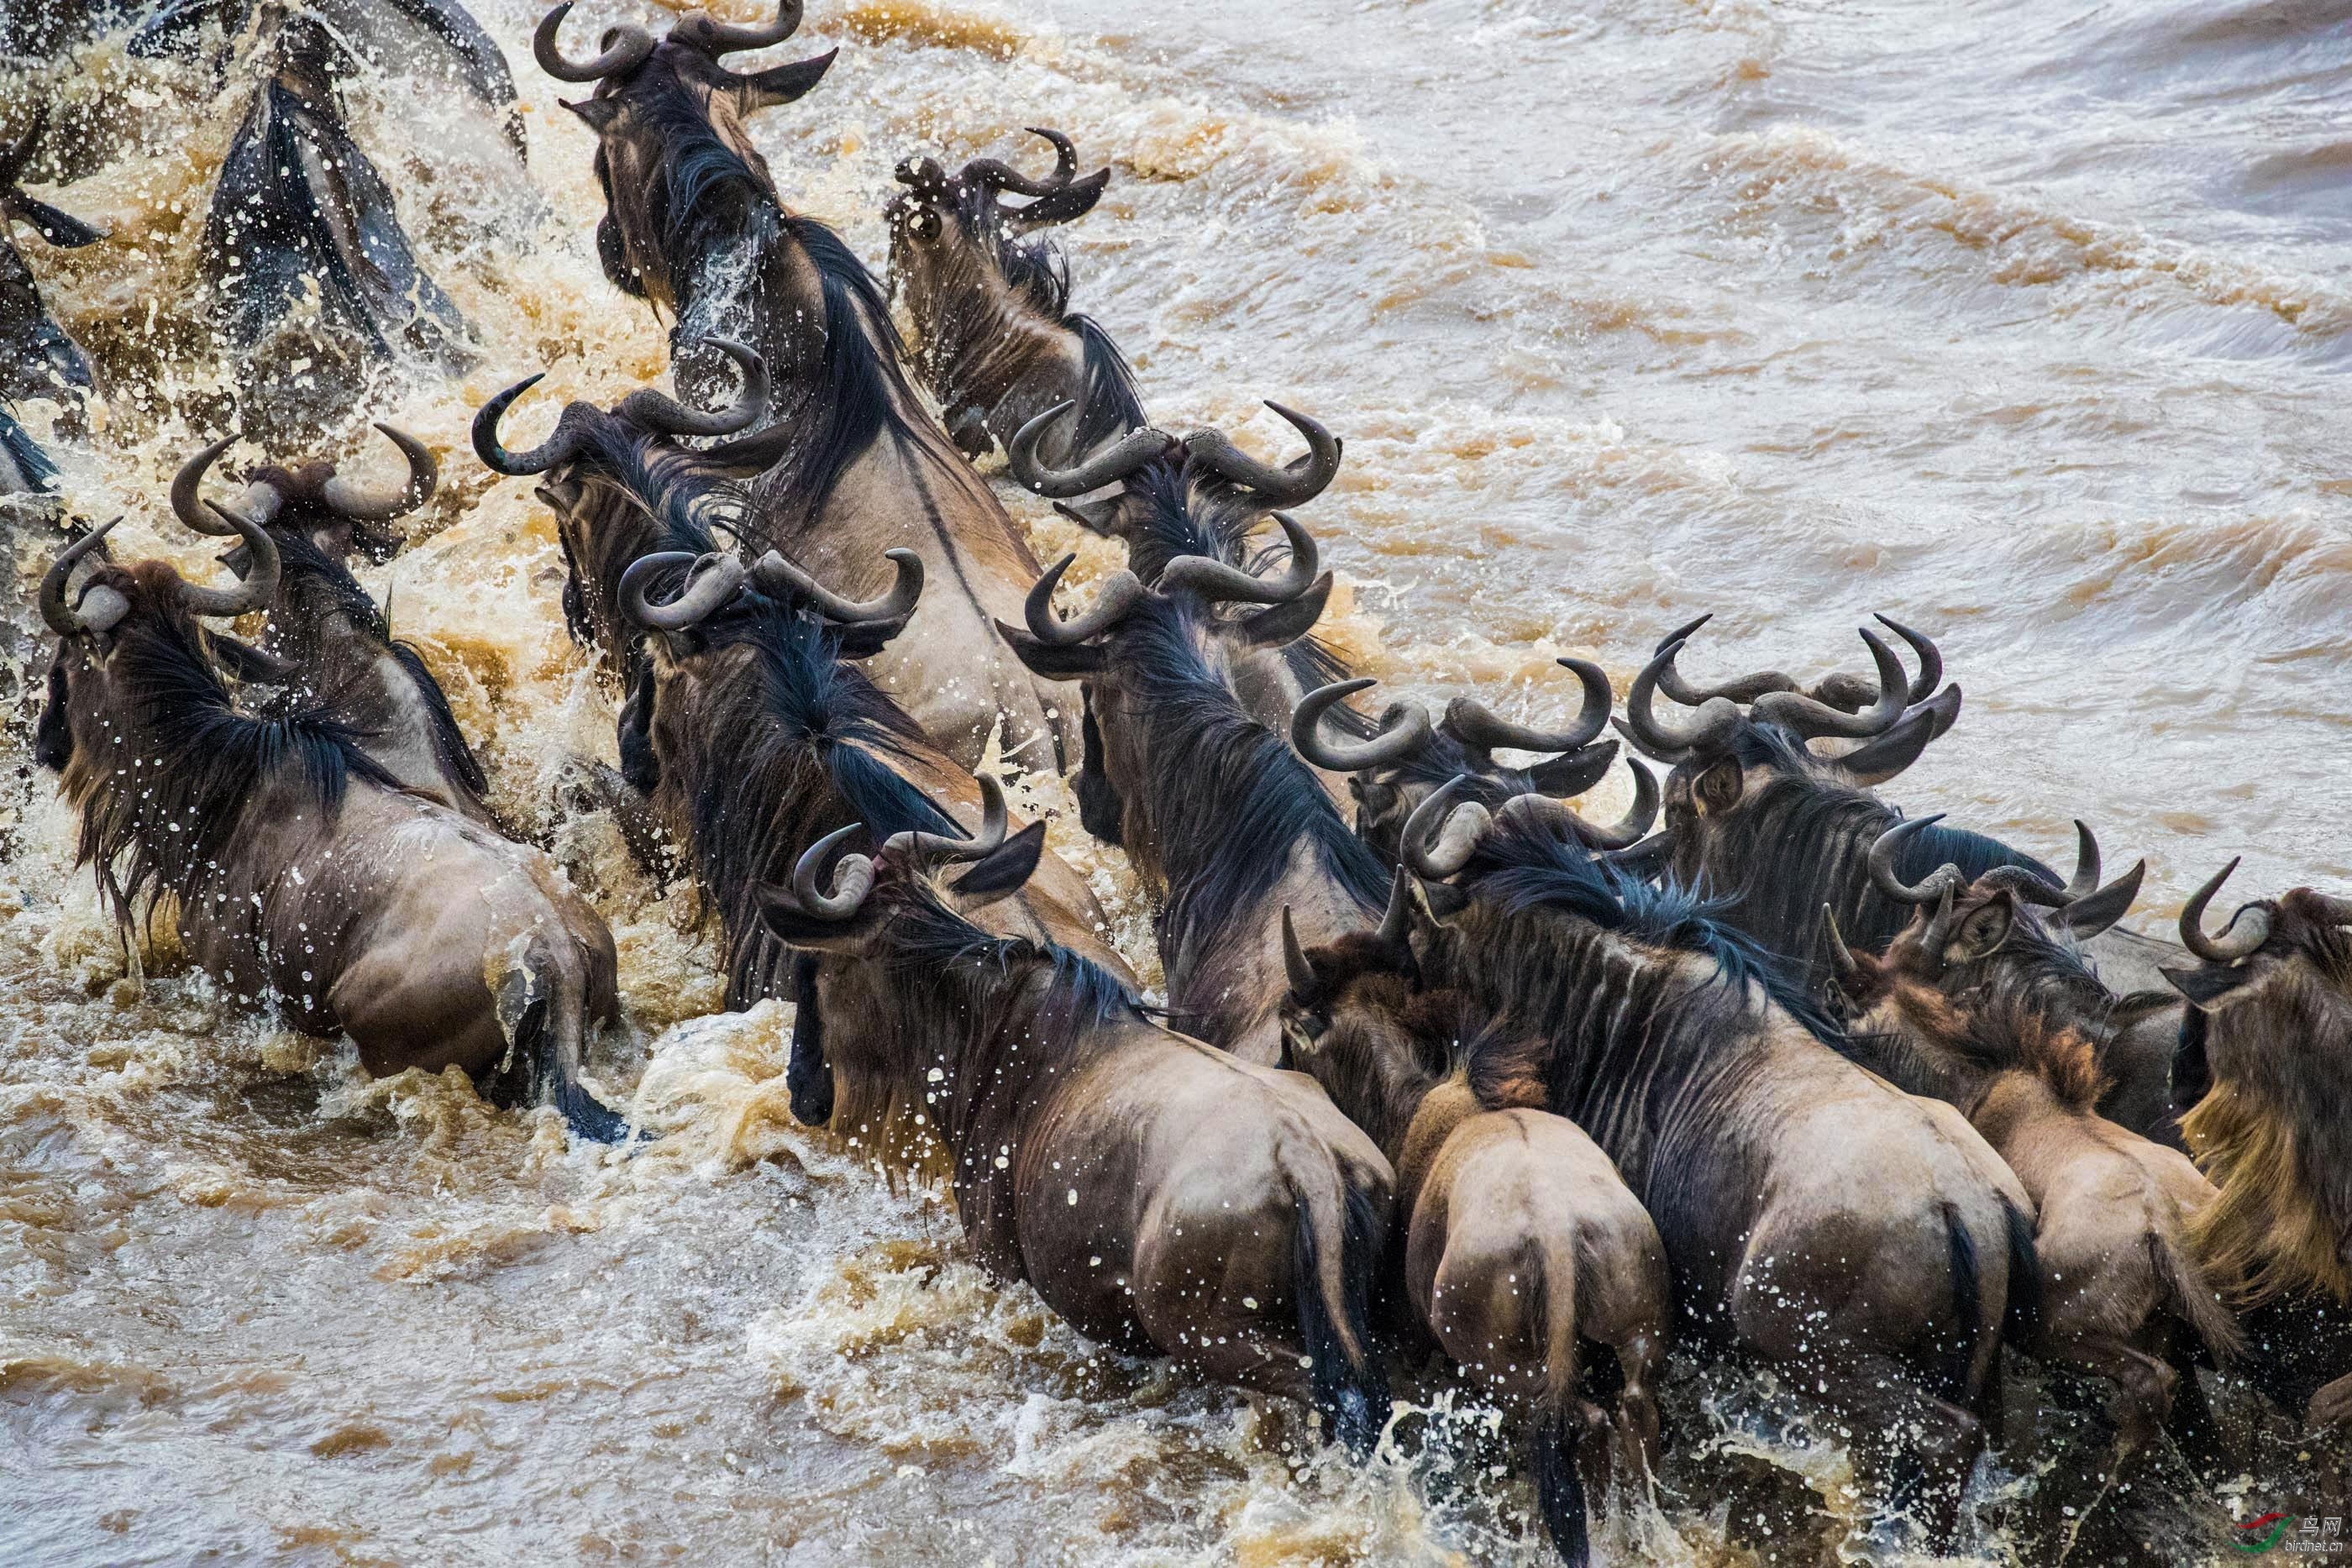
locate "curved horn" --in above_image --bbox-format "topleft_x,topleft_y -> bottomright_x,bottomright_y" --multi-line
533,2 -> 654,82
1158,509 -> 1320,606
170,434 -> 260,538
1442,657 -> 1613,759
2179,858 -> 2271,964
753,547 -> 922,626
963,127 -> 1076,198
1876,613 -> 1942,705
1402,774 -> 1489,880
790,822 -> 875,920
1290,678 -> 1433,773
1182,401 -> 1340,508
473,374 -> 582,475
1487,758 -> 1657,852
1023,553 -> 1147,646
618,338 -> 768,438
885,773 -> 1010,863
1866,814 -> 1969,906
1006,401 -> 1168,497
321,423 -> 438,521
1651,613 -> 1805,706
1823,905 -> 1862,986
702,0 -> 803,54
619,550 -> 746,632
1919,886 -> 1959,962
1281,906 -> 1317,999
1617,637 -> 1745,763
39,519 -> 128,637
1750,627 -> 1908,740
179,504 -> 279,620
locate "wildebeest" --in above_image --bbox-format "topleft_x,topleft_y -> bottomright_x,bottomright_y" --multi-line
2165,863 -> 2352,1433
34,515 -> 627,1138
762,805 -> 1397,1454
536,2 -> 1078,770
1389,783 -> 2036,1541
201,14 -> 474,432
1280,877 -> 1671,1565
1292,663 -> 1644,869
1835,903 -> 2239,1460
1002,515 -> 1423,1061
617,535 -> 1131,1006
167,428 -> 494,822
1,109 -> 102,412
885,129 -> 1132,463
1848,815 -> 2187,1147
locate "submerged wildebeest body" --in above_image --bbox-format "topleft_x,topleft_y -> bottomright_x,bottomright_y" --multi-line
1,110 -> 103,413
2164,866 -> 2352,1432
35,517 -> 627,1137
167,429 -> 495,823
762,810 -> 1396,1454
1003,514 -> 1425,1061
540,2 -> 1073,772
885,129 -> 1133,464
1281,885 -> 1670,1566
201,16 -> 474,433
1388,794 -> 2035,1541
617,536 -> 1131,1006
1838,907 -> 2239,1462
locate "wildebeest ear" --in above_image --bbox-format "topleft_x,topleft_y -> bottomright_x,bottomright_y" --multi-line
1526,738 -> 1619,800
1693,756 -> 1742,815
561,97 -> 622,134
1053,498 -> 1121,538
1947,896 -> 2013,962
7,196 -> 103,249
1836,704 -> 1940,787
207,634 -> 299,685
2061,858 -> 2145,939
1236,572 -> 1334,648
2160,962 -> 2249,1008
948,820 -> 1046,904
1007,167 -> 1111,233
739,49 -> 839,113
996,620 -> 1105,679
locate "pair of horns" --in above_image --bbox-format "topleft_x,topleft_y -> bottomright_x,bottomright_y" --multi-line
1292,659 -> 1614,777
780,774 -> 1012,920
620,546 -> 923,632
475,339 -> 767,475
1399,768 -> 1661,879
1622,623 -> 1914,763
1870,814 -> 2145,942
171,425 -> 438,537
1010,400 -> 1339,508
1653,611 -> 1941,713
1281,870 -> 1417,999
534,0 -> 823,81
41,502 -> 281,637
1020,509 -> 1324,646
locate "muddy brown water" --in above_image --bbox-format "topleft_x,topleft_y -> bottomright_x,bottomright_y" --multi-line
3,0 -> 2347,1562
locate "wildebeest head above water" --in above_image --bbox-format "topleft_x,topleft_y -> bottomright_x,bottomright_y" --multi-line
533,0 -> 835,323
886,129 -> 1134,463
1,109 -> 103,412
201,14 -> 475,427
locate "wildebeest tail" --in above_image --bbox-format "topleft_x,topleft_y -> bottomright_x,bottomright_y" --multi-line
1527,1238 -> 1593,1566
520,952 -> 629,1144
1292,1177 -> 1390,1458
1925,1202 -> 1986,1406
2149,1229 -> 2244,1366
1999,1196 -> 2042,1345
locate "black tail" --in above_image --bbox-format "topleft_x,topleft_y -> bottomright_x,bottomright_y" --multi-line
1531,1408 -> 1593,1567
516,991 -> 631,1144
1927,1203 -> 1984,1405
1294,1182 -> 1392,1458
1999,1197 -> 2042,1344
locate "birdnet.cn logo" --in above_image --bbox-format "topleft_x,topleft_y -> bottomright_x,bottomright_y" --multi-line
2235,1514 -> 2346,1555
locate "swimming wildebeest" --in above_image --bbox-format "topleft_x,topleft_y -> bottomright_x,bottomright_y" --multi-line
200,14 -> 474,433
885,128 -> 1133,463
1,109 -> 102,413
538,1 -> 1074,771
1833,894 -> 2239,1462
166,427 -> 494,822
762,798 -> 1397,1454
1002,512 -> 1425,1061
2165,863 -> 2352,1434
34,516 -> 627,1138
1849,814 -> 2187,1147
617,537 -> 1131,1006
1389,779 -> 2037,1543
1281,877 -> 1671,1566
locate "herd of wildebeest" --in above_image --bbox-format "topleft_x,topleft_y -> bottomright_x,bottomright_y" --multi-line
5,3 -> 2348,1561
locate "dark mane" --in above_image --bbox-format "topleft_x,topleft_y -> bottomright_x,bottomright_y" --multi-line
1068,313 -> 1148,458
70,581 -> 397,928
1121,596 -> 1391,978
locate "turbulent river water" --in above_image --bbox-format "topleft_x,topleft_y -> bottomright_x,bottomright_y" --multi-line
3,0 -> 2349,1563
